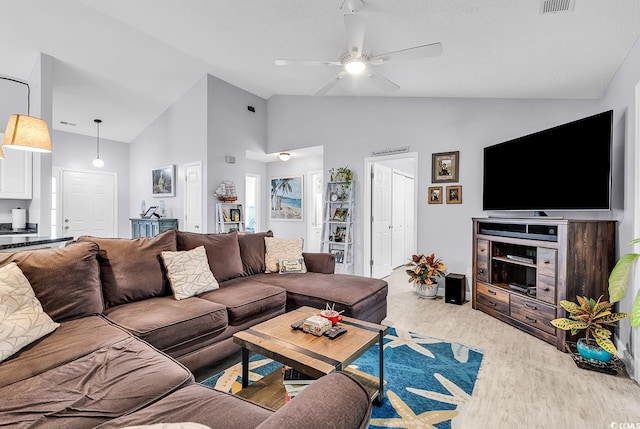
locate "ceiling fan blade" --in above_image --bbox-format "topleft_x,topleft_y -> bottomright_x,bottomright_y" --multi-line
275,59 -> 341,66
370,42 -> 443,65
313,71 -> 348,96
366,70 -> 400,93
344,14 -> 366,57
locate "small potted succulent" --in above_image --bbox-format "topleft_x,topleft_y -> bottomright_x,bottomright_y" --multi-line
405,253 -> 447,299
551,295 -> 630,363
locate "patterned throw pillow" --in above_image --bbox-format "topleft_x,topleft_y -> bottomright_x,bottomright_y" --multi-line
0,262 -> 60,362
161,246 -> 219,300
278,257 -> 307,274
264,237 -> 304,273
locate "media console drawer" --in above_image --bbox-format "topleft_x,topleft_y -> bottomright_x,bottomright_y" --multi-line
476,282 -> 509,314
510,295 -> 556,335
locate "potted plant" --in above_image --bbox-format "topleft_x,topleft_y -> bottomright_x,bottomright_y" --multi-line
550,295 -> 630,363
329,166 -> 353,183
608,237 -> 640,328
405,253 -> 447,299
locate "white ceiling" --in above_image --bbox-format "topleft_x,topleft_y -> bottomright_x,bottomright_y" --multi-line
1,0 -> 639,143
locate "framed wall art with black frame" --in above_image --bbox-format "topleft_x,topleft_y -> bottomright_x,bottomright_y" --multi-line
432,151 -> 459,183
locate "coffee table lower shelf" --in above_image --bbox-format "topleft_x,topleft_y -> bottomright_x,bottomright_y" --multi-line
236,367 -> 384,411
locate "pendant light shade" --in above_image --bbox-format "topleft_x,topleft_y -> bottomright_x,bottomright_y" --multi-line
2,114 -> 52,152
92,119 -> 104,168
0,143 -> 4,160
0,77 -> 52,153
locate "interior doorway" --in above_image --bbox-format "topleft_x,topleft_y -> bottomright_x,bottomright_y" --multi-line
364,153 -> 418,278
307,170 -> 323,252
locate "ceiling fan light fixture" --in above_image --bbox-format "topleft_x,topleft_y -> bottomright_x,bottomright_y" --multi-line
345,59 -> 366,74
278,152 -> 291,161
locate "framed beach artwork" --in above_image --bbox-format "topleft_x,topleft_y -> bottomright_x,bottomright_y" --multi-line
152,164 -> 176,197
270,176 -> 303,221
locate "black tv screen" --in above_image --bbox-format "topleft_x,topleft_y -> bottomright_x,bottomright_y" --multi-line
483,110 -> 612,212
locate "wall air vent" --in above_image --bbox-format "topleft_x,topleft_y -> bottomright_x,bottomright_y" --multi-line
540,0 -> 575,14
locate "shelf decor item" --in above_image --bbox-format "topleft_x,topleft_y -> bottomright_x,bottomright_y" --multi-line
550,295 -> 629,363
405,253 -> 447,299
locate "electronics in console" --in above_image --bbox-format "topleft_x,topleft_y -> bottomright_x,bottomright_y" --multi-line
478,221 -> 558,242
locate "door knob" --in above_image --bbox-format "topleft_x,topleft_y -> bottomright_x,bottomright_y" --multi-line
64,226 -> 69,230
64,219 -> 69,223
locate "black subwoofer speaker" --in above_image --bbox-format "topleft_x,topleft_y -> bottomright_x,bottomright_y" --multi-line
445,273 -> 466,305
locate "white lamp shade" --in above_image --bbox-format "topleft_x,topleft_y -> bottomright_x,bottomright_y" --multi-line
2,114 -> 52,153
0,143 -> 4,160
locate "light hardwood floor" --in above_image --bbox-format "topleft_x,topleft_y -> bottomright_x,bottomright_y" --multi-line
383,267 -> 640,428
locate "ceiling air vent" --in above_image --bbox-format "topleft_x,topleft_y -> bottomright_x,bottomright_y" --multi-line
540,0 -> 575,14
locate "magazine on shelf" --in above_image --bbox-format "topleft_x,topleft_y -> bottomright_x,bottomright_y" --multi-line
282,367 -> 316,385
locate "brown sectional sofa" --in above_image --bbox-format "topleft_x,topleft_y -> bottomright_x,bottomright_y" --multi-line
0,229 -> 387,428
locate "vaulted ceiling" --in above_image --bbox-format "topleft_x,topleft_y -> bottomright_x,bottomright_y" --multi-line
1,0 -> 639,142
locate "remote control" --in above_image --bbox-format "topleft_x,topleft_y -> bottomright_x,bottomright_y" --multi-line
325,327 -> 347,339
290,319 -> 305,330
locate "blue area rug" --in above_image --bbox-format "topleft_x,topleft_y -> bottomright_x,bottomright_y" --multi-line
201,326 -> 483,428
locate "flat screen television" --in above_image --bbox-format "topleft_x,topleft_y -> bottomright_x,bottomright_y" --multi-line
482,110 -> 613,214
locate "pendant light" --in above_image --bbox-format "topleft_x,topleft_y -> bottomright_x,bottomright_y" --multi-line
1,77 -> 52,153
92,119 -> 104,168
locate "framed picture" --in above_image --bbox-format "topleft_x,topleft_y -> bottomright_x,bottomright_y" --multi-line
333,207 -> 349,221
432,151 -> 460,183
270,176 -> 303,221
152,164 -> 176,197
142,206 -> 158,218
446,185 -> 462,204
428,186 -> 443,204
229,208 -> 241,222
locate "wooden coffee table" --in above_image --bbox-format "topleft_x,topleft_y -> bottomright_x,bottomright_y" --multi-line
232,306 -> 387,409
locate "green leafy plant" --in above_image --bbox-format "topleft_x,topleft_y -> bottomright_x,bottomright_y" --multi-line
550,295 -> 630,355
329,166 -> 353,183
405,253 -> 447,286
608,238 -> 640,327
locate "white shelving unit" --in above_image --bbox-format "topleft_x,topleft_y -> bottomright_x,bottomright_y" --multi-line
320,181 -> 354,274
216,202 -> 244,233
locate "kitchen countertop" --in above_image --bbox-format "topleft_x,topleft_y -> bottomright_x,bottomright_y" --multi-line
0,236 -> 74,250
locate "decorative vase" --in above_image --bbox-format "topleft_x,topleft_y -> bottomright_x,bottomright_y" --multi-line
414,282 -> 438,299
576,338 -> 613,363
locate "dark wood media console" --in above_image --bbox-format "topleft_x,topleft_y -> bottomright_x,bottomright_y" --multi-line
472,218 -> 616,351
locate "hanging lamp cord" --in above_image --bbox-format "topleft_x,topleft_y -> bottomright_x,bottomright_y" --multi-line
0,76 -> 30,115
95,119 -> 101,158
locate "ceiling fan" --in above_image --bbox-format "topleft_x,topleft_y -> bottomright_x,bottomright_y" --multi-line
274,11 -> 443,96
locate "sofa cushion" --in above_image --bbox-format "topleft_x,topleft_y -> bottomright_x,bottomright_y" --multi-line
78,229 -> 177,308
0,241 -> 103,321
0,332 -> 193,428
104,296 -> 228,352
95,384 -> 273,429
176,231 -> 243,282
0,262 -> 59,362
161,246 -> 219,300
264,237 -> 303,273
238,230 -> 273,276
252,272 -> 388,322
0,316 -> 129,388
199,277 -> 286,325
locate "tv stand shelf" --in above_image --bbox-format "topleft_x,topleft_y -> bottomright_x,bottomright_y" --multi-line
472,218 -> 616,351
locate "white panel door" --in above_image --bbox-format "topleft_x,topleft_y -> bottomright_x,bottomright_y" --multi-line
391,172 -> 405,268
61,170 -> 115,238
371,163 -> 392,279
184,162 -> 202,233
307,171 -> 323,252
404,176 -> 416,258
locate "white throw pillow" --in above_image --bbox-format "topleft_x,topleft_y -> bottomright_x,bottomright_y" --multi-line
278,257 -> 307,274
0,262 -> 60,363
264,237 -> 304,273
161,246 -> 219,300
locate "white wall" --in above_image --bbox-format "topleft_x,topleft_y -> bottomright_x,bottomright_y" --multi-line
267,96 -> 602,276
52,129 -> 130,237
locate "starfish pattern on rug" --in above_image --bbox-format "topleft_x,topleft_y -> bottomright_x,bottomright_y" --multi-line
369,390 -> 459,429
212,358 -> 275,394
